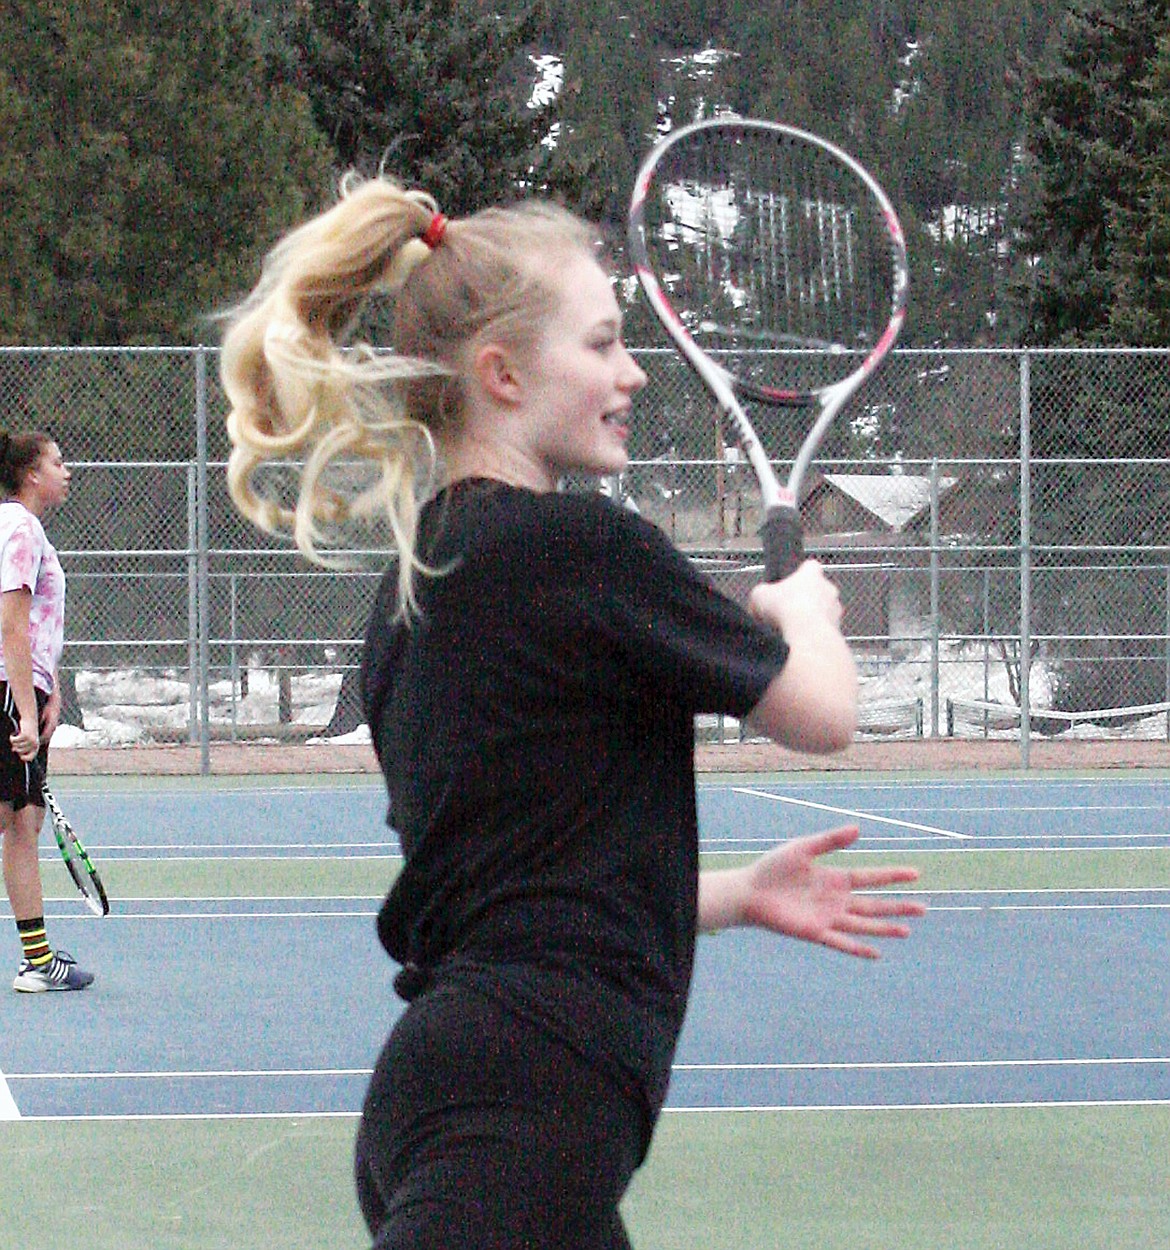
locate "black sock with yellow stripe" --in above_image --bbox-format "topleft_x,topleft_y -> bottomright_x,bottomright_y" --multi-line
16,917 -> 52,968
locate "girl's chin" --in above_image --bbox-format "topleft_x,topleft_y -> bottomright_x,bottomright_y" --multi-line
592,445 -> 630,475
552,442 -> 629,481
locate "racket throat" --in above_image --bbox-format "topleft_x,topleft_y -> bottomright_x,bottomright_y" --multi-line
721,410 -> 788,513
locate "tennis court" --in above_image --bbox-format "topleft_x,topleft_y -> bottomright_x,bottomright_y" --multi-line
2,771 -> 1169,1248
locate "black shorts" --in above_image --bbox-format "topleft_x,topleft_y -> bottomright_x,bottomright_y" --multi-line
355,982 -> 651,1250
0,683 -> 48,811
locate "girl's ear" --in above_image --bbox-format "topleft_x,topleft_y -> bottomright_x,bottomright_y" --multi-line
471,343 -> 524,405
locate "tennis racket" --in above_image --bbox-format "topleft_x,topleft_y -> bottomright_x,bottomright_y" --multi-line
628,116 -> 909,581
29,758 -> 109,917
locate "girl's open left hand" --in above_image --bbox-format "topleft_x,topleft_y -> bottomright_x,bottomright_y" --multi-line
736,825 -> 926,958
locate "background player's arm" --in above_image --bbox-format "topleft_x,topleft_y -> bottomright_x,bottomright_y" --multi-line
40,675 -> 61,744
1,587 -> 39,759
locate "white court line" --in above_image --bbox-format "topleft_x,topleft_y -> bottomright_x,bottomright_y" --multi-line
857,833 -> 1170,842
703,835 -> 1170,848
920,902 -> 1170,912
830,802 -> 1170,814
15,1111 -> 361,1122
731,788 -> 971,839
65,842 -> 396,852
17,1099 -> 1170,1121
52,783 -> 383,798
914,900 -> 1170,912
673,1056 -> 1170,1072
6,1067 -> 371,1081
40,853 -> 400,863
700,779 -> 1170,793
840,844 -> 1170,855
16,1057 -> 1166,1082
921,886 -> 1170,895
10,1063 -> 1168,1120
19,902 -> 381,922
664,1098 -> 1170,1112
26,892 -> 1169,921
95,893 -> 382,902
667,1055 -> 1170,1112
17,902 -> 381,921
83,909 -> 378,921
986,902 -> 1170,911
0,1070 -> 19,1119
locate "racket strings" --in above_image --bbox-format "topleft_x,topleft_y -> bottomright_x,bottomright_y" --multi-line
645,127 -> 895,390
58,819 -> 108,915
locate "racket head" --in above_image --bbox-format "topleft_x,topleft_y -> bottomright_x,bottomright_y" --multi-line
628,116 -> 908,581
629,116 -> 908,407
40,779 -> 110,916
62,842 -> 109,916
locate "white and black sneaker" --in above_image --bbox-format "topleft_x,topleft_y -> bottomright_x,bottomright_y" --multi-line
13,951 -> 94,993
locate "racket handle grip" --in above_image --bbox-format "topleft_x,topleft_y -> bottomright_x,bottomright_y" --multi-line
24,756 -> 47,798
760,506 -> 804,582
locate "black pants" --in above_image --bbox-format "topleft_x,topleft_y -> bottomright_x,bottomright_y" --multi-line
355,982 -> 650,1249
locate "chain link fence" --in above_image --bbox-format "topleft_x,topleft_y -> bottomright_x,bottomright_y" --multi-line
2,344 -> 1170,766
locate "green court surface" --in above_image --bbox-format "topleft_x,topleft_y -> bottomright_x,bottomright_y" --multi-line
95,843 -> 1170,898
3,1106 -> 1168,1249
626,1105 -> 1170,1249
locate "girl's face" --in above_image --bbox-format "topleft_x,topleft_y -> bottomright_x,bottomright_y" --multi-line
512,253 -> 647,487
29,442 -> 71,509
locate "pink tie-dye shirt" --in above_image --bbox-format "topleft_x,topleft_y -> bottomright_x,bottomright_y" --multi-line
0,501 -> 66,694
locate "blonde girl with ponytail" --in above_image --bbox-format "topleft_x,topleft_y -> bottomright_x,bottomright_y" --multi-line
220,176 -> 919,1250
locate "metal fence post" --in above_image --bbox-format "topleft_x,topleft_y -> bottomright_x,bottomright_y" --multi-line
195,346 -> 211,774
1164,567 -> 1170,742
1019,350 -> 1032,769
230,572 -> 239,739
982,567 -> 992,736
186,461 -> 198,745
929,459 -> 941,736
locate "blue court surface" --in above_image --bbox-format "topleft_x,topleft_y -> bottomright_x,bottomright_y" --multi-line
2,773 -> 1169,1121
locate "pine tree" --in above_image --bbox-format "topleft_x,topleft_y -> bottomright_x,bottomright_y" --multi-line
283,0 -> 553,216
0,1 -> 335,345
1106,27 -> 1170,347
1012,0 -> 1169,346
1005,0 -> 1170,713
541,3 -> 659,230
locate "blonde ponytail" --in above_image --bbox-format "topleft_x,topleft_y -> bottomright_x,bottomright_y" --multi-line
220,177 -> 448,616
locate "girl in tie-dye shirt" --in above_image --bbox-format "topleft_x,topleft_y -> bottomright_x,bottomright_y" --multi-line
0,431 -> 90,992
0,502 -> 66,698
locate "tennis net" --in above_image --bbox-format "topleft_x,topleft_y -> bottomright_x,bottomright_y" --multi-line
946,697 -> 1170,741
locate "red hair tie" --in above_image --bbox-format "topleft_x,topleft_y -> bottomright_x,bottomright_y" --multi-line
422,213 -> 448,250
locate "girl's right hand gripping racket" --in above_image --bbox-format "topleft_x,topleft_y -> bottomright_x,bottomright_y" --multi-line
628,117 -> 909,581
